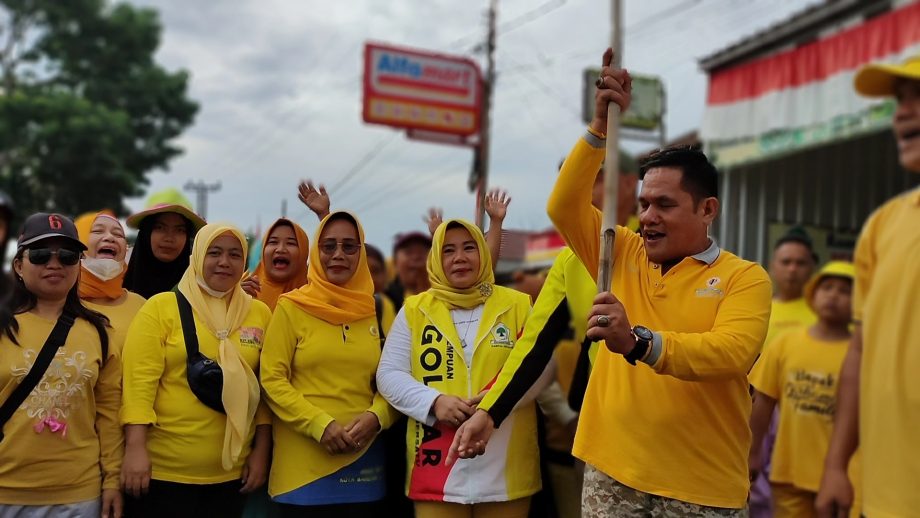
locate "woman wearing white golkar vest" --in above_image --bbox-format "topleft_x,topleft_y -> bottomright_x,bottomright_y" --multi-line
376,219 -> 550,518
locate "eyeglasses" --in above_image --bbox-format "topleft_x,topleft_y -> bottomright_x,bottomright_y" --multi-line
319,239 -> 361,255
25,248 -> 81,266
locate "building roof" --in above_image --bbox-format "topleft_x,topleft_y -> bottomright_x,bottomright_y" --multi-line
699,0 -> 890,73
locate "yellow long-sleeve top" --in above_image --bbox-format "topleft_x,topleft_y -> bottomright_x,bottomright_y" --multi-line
545,130 -> 772,508
85,291 -> 146,360
0,313 -> 122,505
260,298 -> 398,497
121,292 -> 273,484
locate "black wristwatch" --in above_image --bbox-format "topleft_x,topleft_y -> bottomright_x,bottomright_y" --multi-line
625,325 -> 653,365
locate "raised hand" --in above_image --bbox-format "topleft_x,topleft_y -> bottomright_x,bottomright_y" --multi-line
298,180 -> 331,220
424,207 -> 444,236
592,47 -> 632,136
484,189 -> 510,223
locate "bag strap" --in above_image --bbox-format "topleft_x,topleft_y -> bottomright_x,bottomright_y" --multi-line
0,310 -> 77,443
374,293 -> 386,347
174,290 -> 200,358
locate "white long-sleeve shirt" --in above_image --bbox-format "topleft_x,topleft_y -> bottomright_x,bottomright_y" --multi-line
377,306 -> 555,426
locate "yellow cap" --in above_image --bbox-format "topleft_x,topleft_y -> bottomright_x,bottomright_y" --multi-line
804,261 -> 855,309
854,55 -> 920,97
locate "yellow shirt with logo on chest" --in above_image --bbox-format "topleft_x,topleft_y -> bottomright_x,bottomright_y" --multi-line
121,292 -> 273,484
547,133 -> 772,508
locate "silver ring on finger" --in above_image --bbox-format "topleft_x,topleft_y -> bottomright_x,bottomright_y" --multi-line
597,315 -> 611,327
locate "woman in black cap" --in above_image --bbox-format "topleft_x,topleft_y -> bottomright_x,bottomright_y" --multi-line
0,213 -> 123,517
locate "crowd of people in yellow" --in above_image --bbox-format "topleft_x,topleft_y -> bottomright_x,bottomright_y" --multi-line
0,48 -> 918,518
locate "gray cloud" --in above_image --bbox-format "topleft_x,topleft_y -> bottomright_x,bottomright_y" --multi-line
127,0 -> 820,252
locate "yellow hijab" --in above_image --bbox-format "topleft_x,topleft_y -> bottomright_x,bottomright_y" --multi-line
252,218 -> 310,311
281,211 -> 376,325
176,223 -> 259,471
427,219 -> 494,309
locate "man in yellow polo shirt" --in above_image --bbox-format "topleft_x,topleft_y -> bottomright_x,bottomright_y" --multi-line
816,56 -> 920,518
450,49 -> 772,516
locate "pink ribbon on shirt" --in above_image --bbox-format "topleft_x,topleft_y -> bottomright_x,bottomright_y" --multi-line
33,417 -> 67,437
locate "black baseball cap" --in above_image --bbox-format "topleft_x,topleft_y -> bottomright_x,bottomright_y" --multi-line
17,213 -> 87,251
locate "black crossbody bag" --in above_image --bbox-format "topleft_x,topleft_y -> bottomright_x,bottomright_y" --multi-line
174,290 -> 226,414
0,310 -> 77,443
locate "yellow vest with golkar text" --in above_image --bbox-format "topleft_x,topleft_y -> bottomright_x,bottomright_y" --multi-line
401,287 -> 539,504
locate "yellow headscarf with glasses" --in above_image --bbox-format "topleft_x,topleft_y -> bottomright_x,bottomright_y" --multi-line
280,211 -> 376,325
176,223 -> 260,471
427,218 -> 494,309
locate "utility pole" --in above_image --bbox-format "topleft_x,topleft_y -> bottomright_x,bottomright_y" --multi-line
473,0 -> 498,230
184,180 -> 221,220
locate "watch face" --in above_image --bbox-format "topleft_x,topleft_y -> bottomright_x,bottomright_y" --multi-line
634,326 -> 654,342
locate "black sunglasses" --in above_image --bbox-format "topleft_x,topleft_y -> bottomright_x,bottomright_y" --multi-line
25,248 -> 81,266
319,239 -> 361,255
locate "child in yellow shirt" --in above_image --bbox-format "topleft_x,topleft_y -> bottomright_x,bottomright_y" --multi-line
748,261 -> 859,518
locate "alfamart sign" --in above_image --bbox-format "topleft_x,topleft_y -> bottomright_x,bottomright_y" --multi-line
363,43 -> 482,137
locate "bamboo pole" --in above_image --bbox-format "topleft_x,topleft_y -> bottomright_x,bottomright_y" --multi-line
597,0 -> 623,294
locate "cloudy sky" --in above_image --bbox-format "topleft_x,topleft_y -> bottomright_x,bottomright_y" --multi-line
127,0 -> 820,253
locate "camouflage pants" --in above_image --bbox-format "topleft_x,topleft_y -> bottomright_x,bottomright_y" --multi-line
582,464 -> 748,517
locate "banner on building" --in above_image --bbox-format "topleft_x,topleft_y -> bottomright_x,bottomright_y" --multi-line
702,1 -> 920,167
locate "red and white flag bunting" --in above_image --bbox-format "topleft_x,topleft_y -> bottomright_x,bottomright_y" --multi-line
702,1 -> 920,142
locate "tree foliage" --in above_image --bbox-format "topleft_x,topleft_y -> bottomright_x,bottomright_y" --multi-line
0,0 -> 197,226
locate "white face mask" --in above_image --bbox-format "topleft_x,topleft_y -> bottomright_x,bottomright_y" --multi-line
197,276 -> 232,298
82,257 -> 125,281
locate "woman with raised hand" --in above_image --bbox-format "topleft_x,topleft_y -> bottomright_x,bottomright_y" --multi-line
123,198 -> 206,299
0,213 -> 123,517
260,211 -> 398,517
376,219 -> 538,518
120,223 -> 273,517
241,218 -> 310,311
424,188 -> 511,273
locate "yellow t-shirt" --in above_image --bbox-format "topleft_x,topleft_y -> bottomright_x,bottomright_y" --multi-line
260,298 -> 397,496
547,132 -> 772,508
853,188 -> 920,518
121,292 -> 273,484
0,313 -> 122,505
749,328 -> 849,491
766,298 -> 815,346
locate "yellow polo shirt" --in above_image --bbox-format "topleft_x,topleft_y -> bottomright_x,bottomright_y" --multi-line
853,187 -> 920,518
546,131 -> 772,508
